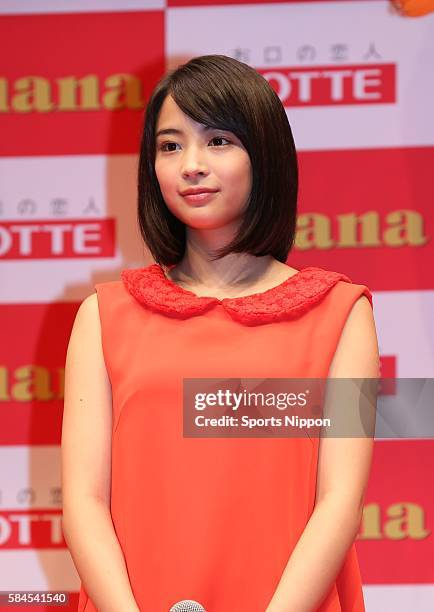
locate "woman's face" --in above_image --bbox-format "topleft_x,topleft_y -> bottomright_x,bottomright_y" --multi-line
154,94 -> 252,231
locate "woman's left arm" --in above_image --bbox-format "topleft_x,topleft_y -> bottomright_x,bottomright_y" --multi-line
266,294 -> 380,612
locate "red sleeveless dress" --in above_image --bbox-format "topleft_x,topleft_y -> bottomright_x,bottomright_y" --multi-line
76,263 -> 372,612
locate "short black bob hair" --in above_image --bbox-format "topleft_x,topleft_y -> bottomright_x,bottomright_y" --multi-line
138,54 -> 298,266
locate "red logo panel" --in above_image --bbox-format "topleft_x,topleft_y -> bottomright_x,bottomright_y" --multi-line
0,303 -> 77,445
0,12 -> 165,156
290,146 -> 434,290
357,440 -> 434,583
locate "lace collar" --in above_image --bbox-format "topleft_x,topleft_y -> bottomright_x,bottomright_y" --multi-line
121,263 -> 356,325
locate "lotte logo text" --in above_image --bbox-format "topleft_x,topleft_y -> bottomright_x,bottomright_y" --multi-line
0,219 -> 115,259
261,63 -> 395,106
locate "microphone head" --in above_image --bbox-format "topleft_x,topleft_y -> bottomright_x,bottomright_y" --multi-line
169,600 -> 206,612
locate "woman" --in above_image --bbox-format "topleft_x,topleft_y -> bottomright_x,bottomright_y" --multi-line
61,54 -> 380,611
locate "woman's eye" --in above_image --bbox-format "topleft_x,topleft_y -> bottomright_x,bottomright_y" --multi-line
209,136 -> 230,147
159,142 -> 179,152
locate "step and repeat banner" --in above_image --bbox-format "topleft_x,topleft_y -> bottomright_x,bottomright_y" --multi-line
0,1 -> 433,610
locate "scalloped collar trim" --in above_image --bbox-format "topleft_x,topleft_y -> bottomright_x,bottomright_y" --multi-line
121,263 -> 353,325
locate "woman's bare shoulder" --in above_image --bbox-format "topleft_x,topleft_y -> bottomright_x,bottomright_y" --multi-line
79,291 -> 98,311
71,293 -> 99,332
64,294 -> 104,366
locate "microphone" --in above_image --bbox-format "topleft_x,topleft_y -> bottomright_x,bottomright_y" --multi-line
169,600 -> 206,611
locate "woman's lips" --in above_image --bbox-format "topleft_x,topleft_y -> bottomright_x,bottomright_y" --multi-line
182,191 -> 219,204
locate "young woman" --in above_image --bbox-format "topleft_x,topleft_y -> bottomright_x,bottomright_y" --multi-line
61,54 -> 379,612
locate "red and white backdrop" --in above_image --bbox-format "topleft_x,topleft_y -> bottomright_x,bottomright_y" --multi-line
0,0 -> 433,610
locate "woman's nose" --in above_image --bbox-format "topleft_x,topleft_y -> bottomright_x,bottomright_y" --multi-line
182,166 -> 208,178
181,150 -> 209,178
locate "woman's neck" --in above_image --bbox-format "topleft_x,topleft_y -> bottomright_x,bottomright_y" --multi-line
164,250 -> 298,300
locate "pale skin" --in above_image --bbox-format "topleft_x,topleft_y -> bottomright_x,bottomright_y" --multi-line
61,93 -> 380,611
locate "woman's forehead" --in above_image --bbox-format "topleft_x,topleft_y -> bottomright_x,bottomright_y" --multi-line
156,97 -> 235,139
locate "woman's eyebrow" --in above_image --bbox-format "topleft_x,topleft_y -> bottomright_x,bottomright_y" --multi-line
155,126 -> 216,139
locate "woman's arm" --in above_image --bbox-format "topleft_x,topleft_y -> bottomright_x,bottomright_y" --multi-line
61,294 -> 139,612
266,295 -> 380,612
